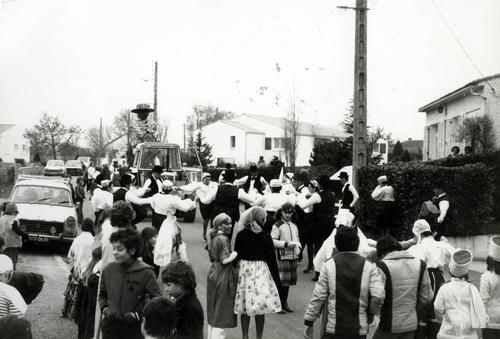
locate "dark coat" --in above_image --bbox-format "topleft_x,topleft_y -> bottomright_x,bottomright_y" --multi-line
98,260 -> 161,315
174,290 -> 204,339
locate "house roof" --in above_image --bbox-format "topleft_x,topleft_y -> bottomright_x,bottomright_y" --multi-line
418,73 -> 500,112
400,139 -> 423,149
0,124 -> 15,135
240,113 -> 349,138
220,120 -> 264,134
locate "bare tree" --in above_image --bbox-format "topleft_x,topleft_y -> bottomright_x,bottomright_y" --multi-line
86,126 -> 112,160
283,90 -> 301,170
24,112 -> 81,159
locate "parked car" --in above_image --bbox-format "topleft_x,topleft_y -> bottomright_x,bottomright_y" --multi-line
65,160 -> 84,177
77,156 -> 91,168
43,160 -> 66,177
8,175 -> 78,247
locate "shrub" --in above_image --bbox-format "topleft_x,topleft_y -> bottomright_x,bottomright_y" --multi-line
357,162 -> 494,239
427,150 -> 500,220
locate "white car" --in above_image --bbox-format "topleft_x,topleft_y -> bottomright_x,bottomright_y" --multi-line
65,159 -> 84,177
44,159 -> 66,177
8,175 -> 78,245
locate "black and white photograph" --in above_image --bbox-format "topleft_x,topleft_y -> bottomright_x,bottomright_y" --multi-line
0,0 -> 499,338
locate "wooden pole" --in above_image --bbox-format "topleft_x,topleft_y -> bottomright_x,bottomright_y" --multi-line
153,61 -> 158,123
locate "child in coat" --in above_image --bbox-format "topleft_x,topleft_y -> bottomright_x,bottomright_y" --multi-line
271,202 -> 301,313
434,249 -> 487,339
98,228 -> 161,339
480,236 -> 500,339
162,261 -> 204,339
0,203 -> 28,270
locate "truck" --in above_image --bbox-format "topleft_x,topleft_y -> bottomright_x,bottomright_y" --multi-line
130,142 -> 202,222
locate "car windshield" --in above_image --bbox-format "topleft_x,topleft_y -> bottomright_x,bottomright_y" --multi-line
11,185 -> 73,206
47,160 -> 64,167
65,160 -> 81,167
139,146 -> 181,171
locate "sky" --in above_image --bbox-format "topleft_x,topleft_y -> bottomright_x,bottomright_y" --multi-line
0,0 -> 499,147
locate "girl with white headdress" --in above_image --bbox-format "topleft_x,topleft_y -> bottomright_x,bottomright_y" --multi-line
408,219 -> 455,339
434,249 -> 487,339
153,180 -> 196,288
233,206 -> 282,339
150,180 -> 196,230
206,213 -> 238,339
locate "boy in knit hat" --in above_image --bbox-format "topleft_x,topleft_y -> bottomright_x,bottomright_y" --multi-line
0,203 -> 28,270
434,249 -> 487,338
0,254 -> 27,318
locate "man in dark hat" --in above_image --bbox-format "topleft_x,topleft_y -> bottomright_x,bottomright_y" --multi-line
339,171 -> 359,213
113,174 -> 151,225
419,184 -> 451,240
234,163 -> 268,209
297,176 -> 336,280
143,165 -> 164,198
199,169 -> 254,230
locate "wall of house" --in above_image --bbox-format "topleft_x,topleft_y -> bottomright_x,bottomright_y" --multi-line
202,121 -> 247,166
424,93 -> 485,160
245,133 -> 265,165
423,77 -> 500,160
0,126 -> 30,163
485,77 -> 500,148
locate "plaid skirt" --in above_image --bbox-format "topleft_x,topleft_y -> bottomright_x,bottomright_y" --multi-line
278,259 -> 298,286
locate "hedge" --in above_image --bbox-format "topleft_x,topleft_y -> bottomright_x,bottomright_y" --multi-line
357,162 -> 494,239
427,151 -> 500,220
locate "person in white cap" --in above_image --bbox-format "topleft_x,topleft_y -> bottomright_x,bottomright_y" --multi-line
90,179 -> 113,222
434,249 -> 487,339
480,236 -> 500,338
252,178 -> 296,233
0,254 -> 27,317
179,173 -> 218,241
407,219 -> 455,339
149,180 -> 197,230
371,175 -> 396,236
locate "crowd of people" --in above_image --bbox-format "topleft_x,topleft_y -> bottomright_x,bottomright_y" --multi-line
0,160 -> 499,339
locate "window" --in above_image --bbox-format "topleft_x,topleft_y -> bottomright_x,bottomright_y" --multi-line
230,136 -> 236,148
265,138 -> 272,150
273,138 -> 285,149
14,144 -> 19,152
379,143 -> 386,154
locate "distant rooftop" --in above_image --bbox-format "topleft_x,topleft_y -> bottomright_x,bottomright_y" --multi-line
419,73 -> 500,112
0,124 -> 15,135
239,113 -> 349,138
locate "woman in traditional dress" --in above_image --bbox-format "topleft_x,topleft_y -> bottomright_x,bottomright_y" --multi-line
153,180 -> 196,288
233,206 -> 282,339
150,180 -> 196,230
206,213 -> 238,339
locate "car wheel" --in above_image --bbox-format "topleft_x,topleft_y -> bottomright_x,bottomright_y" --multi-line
183,209 -> 196,223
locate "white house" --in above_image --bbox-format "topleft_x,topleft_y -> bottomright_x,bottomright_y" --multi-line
419,74 -> 500,160
201,113 -> 349,167
0,124 -> 30,163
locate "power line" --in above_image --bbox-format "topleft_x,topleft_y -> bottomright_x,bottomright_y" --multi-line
431,0 -> 496,94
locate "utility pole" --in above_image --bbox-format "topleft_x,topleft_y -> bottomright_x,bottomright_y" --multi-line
153,61 -> 158,124
338,0 -> 368,187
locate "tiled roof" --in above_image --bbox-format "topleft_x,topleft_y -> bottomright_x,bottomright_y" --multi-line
220,120 -> 264,134
241,113 -> 349,138
419,73 -> 500,112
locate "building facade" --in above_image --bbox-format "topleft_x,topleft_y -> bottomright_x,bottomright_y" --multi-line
201,113 -> 349,167
419,74 -> 500,160
0,124 -> 30,163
